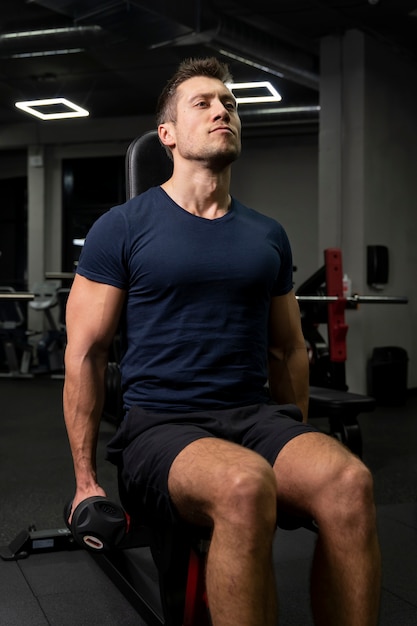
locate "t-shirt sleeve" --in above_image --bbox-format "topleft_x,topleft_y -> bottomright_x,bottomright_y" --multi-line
76,207 -> 129,289
271,223 -> 294,297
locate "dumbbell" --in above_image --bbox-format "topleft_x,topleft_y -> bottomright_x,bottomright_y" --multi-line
64,496 -> 128,552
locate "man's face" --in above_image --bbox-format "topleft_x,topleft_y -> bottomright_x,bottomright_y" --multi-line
167,75 -> 242,168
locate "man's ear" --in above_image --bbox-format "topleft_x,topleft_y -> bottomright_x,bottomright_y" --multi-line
158,123 -> 175,150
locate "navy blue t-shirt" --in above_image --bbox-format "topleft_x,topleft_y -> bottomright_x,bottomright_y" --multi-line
77,186 -> 293,412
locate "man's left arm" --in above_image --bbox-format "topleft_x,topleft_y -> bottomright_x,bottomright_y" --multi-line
268,290 -> 310,422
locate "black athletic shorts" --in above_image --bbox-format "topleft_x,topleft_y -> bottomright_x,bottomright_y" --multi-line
106,403 -> 317,525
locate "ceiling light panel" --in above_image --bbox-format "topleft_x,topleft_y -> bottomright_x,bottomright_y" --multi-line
15,98 -> 90,120
227,81 -> 282,104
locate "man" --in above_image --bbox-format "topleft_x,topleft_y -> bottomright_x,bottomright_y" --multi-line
63,57 -> 381,626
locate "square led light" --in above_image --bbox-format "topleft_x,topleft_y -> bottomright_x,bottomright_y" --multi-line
227,81 -> 282,104
15,98 -> 89,120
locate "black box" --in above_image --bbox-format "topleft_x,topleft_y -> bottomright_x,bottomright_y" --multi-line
367,346 -> 408,405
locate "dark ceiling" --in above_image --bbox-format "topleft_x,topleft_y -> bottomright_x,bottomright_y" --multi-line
1,0 -> 417,127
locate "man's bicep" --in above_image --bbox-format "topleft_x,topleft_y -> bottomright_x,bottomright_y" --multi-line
66,274 -> 126,350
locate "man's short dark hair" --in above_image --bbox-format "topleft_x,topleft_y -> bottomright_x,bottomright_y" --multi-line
156,57 -> 233,127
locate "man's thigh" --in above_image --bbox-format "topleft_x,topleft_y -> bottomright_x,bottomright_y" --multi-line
167,437 -> 275,525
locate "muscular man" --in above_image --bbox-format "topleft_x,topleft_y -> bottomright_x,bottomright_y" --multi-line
63,57 -> 381,625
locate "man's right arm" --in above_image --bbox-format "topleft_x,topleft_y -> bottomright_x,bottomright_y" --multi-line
63,274 -> 126,519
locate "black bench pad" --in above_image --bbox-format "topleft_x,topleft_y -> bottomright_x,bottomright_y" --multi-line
309,386 -> 376,419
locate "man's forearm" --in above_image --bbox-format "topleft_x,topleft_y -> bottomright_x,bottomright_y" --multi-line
268,345 -> 310,421
63,351 -> 108,491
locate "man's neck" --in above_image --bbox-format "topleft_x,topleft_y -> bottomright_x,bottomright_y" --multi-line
161,165 -> 232,220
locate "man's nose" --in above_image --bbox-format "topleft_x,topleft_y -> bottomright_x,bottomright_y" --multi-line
213,100 -> 230,119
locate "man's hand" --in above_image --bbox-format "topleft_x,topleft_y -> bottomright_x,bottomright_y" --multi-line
67,485 -> 108,525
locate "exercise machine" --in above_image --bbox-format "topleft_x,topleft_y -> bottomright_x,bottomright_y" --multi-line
0,288 -> 34,378
29,281 -> 67,375
296,253 -> 408,390
0,280 -> 73,378
295,248 -> 407,454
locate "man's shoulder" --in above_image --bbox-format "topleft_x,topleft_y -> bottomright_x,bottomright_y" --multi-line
232,198 -> 285,232
116,186 -> 162,213
99,186 -> 163,228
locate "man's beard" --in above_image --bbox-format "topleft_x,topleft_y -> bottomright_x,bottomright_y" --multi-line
185,141 -> 241,171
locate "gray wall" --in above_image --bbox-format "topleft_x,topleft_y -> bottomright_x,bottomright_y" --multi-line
319,30 -> 416,393
361,33 -> 417,395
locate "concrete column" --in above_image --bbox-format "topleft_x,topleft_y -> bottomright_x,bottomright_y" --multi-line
44,147 -> 63,275
319,31 -> 368,391
318,35 -> 344,259
27,145 -> 46,331
339,31 -> 366,287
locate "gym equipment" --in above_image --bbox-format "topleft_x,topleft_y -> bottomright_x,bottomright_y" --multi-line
0,499 -> 129,560
367,346 -> 409,406
295,247 -> 408,454
44,272 -> 75,280
0,291 -> 35,301
0,288 -> 34,378
296,251 -> 407,391
0,526 -> 75,561
64,496 -> 128,552
0,280 -> 72,378
29,281 -> 67,374
61,494 -> 211,626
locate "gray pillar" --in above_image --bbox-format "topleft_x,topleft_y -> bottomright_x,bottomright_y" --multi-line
318,34 -> 344,257
319,30 -> 366,276
27,145 -> 46,331
318,31 -> 367,392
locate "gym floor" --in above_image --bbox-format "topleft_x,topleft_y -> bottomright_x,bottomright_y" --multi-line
0,377 -> 416,625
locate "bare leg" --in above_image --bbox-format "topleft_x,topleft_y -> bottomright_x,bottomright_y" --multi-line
168,437 -> 279,626
273,432 -> 381,626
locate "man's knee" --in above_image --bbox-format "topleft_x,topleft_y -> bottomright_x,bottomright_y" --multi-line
318,456 -> 376,530
169,438 -> 278,532
216,459 -> 277,530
